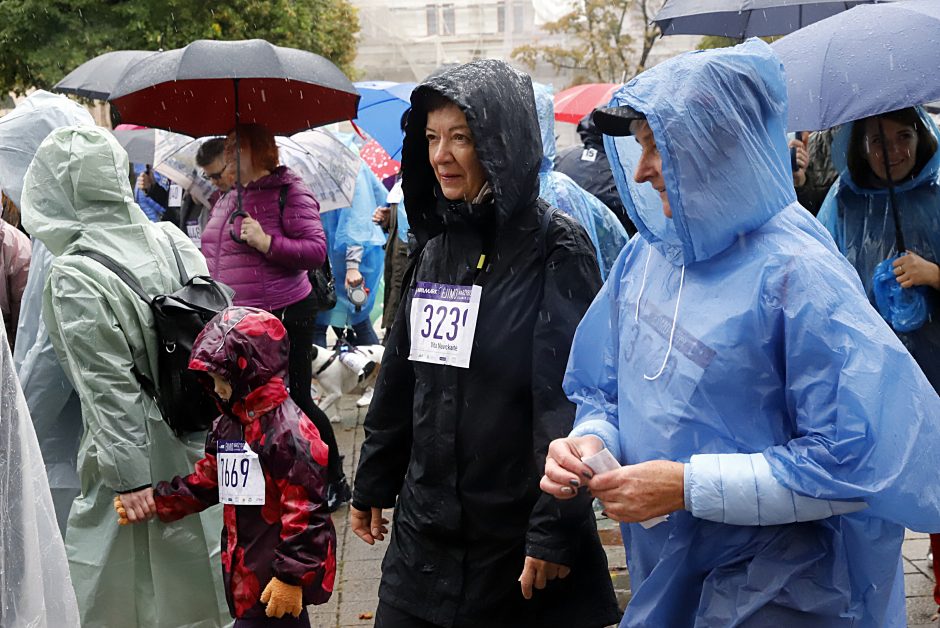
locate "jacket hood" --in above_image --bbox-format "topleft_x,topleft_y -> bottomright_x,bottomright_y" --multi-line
189,307 -> 289,403
604,39 -> 796,266
401,59 -> 542,245
576,113 -> 605,151
831,107 -> 940,196
21,126 -> 149,256
534,82 -> 557,173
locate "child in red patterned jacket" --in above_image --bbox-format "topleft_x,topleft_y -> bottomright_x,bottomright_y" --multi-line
115,306 -> 336,626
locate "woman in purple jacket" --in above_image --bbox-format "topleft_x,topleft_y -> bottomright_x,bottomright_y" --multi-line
201,124 -> 351,510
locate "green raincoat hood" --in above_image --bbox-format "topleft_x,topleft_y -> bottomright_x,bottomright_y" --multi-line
21,125 -> 150,256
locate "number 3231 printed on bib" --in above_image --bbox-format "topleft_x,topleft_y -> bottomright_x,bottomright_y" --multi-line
409,282 -> 482,369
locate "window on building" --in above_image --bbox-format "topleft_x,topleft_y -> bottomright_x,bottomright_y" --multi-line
427,4 -> 439,36
442,4 -> 456,35
497,1 -> 506,33
512,0 -> 525,33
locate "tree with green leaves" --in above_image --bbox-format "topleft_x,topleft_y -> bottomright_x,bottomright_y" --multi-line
513,0 -> 665,84
0,0 -> 360,95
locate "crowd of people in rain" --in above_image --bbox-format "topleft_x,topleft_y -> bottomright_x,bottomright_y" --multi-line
1,35 -> 939,628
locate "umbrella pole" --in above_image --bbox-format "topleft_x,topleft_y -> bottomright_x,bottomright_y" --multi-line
876,118 -> 906,253
235,77 -> 243,216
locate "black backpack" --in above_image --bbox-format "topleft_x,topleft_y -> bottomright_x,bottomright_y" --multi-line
77,237 -> 234,438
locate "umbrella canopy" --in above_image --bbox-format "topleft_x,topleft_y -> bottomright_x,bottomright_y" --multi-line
772,0 -> 940,131
53,50 -> 157,100
359,138 -> 401,184
654,0 -> 890,38
153,130 -> 359,212
110,124 -> 194,165
109,39 -> 359,137
554,83 -> 621,124
354,81 -> 415,160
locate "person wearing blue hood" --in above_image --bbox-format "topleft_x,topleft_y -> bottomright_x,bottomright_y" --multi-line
541,39 -> 940,627
533,83 -> 629,280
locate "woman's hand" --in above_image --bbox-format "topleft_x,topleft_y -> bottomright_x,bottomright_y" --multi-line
118,487 -> 156,523
241,216 -> 272,254
588,460 -> 684,523
373,205 -> 390,229
789,137 -> 809,188
518,556 -> 570,600
893,252 -> 940,290
540,435 -> 605,500
350,505 -> 389,545
346,268 -> 364,289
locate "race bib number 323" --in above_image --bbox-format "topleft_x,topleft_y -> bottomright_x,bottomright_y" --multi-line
409,282 -> 482,369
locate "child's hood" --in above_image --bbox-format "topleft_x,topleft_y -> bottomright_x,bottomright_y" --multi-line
189,306 -> 289,401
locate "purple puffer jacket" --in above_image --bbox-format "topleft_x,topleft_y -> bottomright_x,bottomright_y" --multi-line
202,166 -> 326,311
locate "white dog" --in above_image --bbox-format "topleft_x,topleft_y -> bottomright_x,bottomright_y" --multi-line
311,344 -> 384,419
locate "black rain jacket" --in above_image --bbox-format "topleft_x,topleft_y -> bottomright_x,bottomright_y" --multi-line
556,113 -> 636,235
353,60 -> 621,628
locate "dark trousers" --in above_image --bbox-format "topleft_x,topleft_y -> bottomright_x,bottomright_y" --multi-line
233,608 -> 309,627
374,601 -> 443,628
313,319 -> 380,348
274,295 -> 343,483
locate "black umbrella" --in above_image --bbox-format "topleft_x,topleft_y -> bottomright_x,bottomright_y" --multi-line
109,39 -> 360,244
653,0 -> 890,38
53,50 -> 158,101
108,39 -> 359,137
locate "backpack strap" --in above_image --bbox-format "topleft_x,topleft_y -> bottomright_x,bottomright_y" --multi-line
165,235 -> 190,285
75,250 -> 152,304
72,249 -> 160,402
278,184 -> 290,216
538,204 -> 559,262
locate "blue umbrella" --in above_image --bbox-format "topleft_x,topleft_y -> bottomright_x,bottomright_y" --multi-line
353,81 -> 416,160
655,0 -> 888,38
772,0 -> 940,132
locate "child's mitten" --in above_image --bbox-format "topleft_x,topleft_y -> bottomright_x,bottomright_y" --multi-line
260,576 -> 303,618
113,495 -> 129,525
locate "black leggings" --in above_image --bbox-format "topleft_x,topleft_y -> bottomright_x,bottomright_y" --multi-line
274,295 -> 343,483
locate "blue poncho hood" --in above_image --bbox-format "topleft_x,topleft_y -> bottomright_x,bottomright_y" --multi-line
605,39 -> 796,267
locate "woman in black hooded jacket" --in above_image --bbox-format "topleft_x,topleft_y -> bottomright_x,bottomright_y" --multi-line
350,60 -> 621,628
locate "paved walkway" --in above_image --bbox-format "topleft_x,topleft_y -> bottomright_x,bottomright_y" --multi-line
309,395 -> 938,627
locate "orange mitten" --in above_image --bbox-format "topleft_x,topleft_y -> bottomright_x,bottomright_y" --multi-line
260,577 -> 303,618
113,495 -> 129,525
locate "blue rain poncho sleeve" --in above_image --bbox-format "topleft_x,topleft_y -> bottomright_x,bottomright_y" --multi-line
317,163 -> 388,327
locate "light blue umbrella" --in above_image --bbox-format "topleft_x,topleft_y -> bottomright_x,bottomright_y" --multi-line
772,0 -> 940,132
654,0 -> 889,38
353,81 -> 416,160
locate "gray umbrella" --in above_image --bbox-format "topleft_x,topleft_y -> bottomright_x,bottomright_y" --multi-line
53,50 -> 157,101
654,0 -> 890,38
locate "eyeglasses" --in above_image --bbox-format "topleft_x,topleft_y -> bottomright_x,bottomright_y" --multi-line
202,163 -> 229,182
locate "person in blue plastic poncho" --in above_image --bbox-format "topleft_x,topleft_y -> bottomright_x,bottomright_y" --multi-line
817,107 -> 940,392
533,83 -> 628,280
541,40 -> 940,627
313,162 -> 387,348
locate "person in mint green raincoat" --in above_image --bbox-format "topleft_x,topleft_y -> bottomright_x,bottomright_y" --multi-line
541,40 -> 940,627
20,126 -> 230,628
533,83 -> 628,280
314,162 -> 387,346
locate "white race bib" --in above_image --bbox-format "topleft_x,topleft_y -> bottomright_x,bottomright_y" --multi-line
580,148 -> 598,162
409,282 -> 482,369
217,440 -> 265,505
186,220 -> 202,248
168,184 -> 183,208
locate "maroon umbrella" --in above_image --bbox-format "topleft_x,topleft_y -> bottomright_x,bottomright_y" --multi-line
109,39 -> 359,137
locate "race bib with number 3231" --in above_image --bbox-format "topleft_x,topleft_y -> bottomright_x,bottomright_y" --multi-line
409,282 -> 482,369
217,440 -> 265,505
